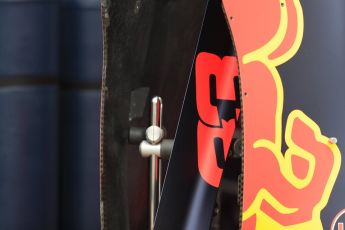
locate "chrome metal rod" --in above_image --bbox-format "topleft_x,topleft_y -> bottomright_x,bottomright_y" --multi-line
149,97 -> 163,230
150,155 -> 159,230
158,158 -> 162,202
151,97 -> 163,127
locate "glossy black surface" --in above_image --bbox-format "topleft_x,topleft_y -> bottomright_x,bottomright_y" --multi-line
154,0 -> 238,229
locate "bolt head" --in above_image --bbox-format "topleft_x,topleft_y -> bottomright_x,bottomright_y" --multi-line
329,137 -> 338,144
146,126 -> 164,144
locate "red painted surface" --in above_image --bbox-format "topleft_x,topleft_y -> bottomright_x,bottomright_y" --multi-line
195,52 -> 238,187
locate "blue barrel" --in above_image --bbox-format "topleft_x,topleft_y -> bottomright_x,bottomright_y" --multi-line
0,0 -> 58,77
0,87 -> 59,230
59,0 -> 101,228
60,0 -> 102,83
0,0 -> 59,229
60,90 -> 100,230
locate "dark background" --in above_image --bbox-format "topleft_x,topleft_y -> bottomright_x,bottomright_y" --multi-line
0,0 -> 102,229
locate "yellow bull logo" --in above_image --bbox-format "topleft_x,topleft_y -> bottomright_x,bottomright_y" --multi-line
223,0 -> 342,229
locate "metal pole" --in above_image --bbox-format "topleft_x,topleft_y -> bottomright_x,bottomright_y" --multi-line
149,97 -> 163,230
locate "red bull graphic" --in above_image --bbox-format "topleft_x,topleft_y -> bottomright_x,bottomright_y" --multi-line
222,0 -> 342,229
195,52 -> 240,187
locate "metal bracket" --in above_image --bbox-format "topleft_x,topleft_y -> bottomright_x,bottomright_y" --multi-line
128,96 -> 174,230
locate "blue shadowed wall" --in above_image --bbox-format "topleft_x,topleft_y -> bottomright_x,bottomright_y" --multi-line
0,86 -> 59,229
59,0 -> 101,228
0,0 -> 59,229
0,0 -> 102,228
